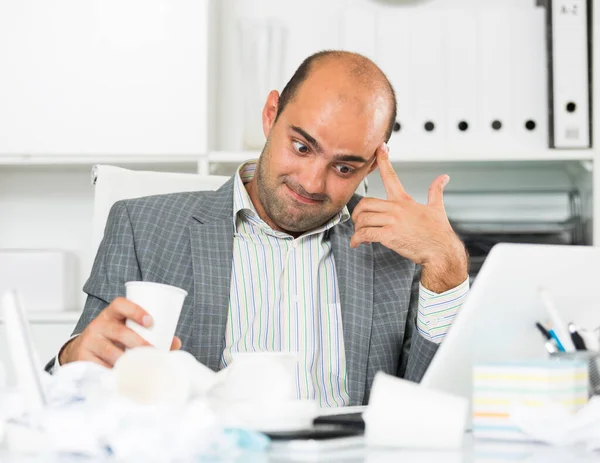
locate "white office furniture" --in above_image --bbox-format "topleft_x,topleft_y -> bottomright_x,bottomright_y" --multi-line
0,0 -> 598,373
0,250 -> 77,313
0,0 -> 210,156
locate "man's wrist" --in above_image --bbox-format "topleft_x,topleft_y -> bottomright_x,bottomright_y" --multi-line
421,237 -> 469,293
58,336 -> 77,365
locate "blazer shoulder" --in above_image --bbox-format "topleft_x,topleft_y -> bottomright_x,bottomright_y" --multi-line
115,190 -> 217,222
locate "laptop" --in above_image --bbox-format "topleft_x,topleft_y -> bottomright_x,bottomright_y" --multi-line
0,289 -> 47,410
420,243 -> 600,400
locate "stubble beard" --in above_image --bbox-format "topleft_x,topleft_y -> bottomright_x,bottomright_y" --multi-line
255,147 -> 336,233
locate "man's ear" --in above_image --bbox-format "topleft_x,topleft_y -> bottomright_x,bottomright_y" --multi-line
367,155 -> 379,175
262,90 -> 280,138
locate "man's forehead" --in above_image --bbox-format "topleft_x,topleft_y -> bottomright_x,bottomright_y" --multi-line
288,77 -> 390,127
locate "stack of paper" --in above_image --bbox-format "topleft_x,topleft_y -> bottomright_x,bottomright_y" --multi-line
365,372 -> 468,450
472,359 -> 589,441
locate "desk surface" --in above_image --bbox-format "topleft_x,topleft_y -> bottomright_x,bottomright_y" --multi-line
1,435 -> 598,462
268,435 -> 598,463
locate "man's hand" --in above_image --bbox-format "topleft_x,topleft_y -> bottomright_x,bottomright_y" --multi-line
59,297 -> 182,368
350,143 -> 468,292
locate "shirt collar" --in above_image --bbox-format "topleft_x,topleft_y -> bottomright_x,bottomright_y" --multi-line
232,160 -> 350,236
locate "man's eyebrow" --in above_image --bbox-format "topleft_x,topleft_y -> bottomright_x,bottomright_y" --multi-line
290,125 -> 323,153
332,154 -> 371,164
290,125 -> 372,164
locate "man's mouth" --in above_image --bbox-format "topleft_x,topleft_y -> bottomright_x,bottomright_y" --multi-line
285,184 -> 323,205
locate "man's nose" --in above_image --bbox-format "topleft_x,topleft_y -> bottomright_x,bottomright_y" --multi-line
298,160 -> 327,195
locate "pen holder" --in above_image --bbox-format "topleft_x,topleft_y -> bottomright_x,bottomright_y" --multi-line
550,351 -> 600,396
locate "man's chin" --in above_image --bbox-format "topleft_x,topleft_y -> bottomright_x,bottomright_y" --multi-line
268,199 -> 333,233
274,215 -> 328,234
274,220 -> 308,234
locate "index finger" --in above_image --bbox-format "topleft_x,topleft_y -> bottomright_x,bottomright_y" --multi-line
106,297 -> 153,328
377,143 -> 407,199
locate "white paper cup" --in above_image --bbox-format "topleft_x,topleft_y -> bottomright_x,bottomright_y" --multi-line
124,281 -> 187,351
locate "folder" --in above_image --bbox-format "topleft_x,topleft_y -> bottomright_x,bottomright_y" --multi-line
375,7 -> 416,155
408,9 -> 446,153
546,0 -> 592,149
509,6 -> 549,150
478,8 -> 513,148
444,10 -> 479,151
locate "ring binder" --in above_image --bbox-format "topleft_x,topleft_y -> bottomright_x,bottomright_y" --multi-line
546,0 -> 593,149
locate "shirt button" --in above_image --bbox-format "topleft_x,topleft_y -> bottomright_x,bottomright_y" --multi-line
292,295 -> 300,303
292,240 -> 298,248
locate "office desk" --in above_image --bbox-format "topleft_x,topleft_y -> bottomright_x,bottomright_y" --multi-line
1,435 -> 598,462
267,435 -> 598,462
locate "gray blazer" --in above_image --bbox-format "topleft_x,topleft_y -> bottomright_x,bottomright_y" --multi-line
47,176 -> 438,405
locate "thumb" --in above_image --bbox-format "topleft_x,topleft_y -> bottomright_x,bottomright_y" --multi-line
170,336 -> 182,351
427,174 -> 449,208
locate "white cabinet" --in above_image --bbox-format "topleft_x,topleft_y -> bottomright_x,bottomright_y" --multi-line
0,0 -> 209,156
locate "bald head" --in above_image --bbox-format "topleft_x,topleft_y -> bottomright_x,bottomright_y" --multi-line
275,51 -> 397,142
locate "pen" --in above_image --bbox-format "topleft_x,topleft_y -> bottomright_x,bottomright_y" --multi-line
568,323 -> 587,350
578,327 -> 600,352
535,322 -> 551,340
535,321 -> 560,353
544,340 -> 558,354
538,287 -> 576,352
547,328 -> 566,352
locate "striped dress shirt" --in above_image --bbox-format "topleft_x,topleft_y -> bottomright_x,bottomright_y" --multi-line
220,161 -> 469,406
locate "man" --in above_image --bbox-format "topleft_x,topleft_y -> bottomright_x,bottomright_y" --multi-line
48,51 -> 469,406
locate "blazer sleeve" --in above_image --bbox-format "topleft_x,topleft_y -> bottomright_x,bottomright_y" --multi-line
44,200 -> 142,372
397,266 -> 439,381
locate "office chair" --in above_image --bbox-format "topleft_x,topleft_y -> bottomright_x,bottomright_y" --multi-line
91,165 -> 229,258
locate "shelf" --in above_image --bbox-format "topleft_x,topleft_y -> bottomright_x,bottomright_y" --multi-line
0,149 -> 593,168
452,219 -> 578,235
387,149 -> 595,163
0,154 -> 204,166
207,151 -> 260,163
207,149 -> 595,164
0,311 -> 81,323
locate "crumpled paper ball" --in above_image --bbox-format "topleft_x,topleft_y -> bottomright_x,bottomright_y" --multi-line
1,358 -> 258,460
113,347 -> 217,406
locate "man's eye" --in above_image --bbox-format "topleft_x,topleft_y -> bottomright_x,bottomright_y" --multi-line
335,164 -> 354,175
292,141 -> 309,154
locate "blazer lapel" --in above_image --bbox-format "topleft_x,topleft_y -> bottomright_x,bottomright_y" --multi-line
330,219 -> 374,405
188,177 -> 235,371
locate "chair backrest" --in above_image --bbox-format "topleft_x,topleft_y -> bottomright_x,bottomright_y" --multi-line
91,165 -> 229,258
